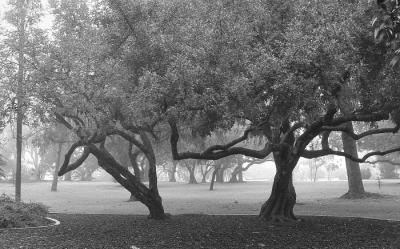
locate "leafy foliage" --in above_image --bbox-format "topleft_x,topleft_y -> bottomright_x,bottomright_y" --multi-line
373,0 -> 400,67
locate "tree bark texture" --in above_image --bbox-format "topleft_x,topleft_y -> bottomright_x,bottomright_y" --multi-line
90,145 -> 166,219
341,122 -> 365,198
51,143 -> 63,192
259,152 -> 298,222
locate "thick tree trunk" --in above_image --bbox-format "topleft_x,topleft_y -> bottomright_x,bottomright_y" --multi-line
259,152 -> 298,222
146,192 -> 165,220
51,143 -> 63,192
259,171 -> 296,221
341,122 -> 365,198
337,82 -> 366,198
169,161 -> 177,182
90,145 -> 166,220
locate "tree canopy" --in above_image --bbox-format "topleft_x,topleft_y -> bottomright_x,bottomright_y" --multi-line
4,0 -> 400,221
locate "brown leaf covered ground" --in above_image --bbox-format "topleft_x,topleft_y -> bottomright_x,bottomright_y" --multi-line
1,214 -> 400,249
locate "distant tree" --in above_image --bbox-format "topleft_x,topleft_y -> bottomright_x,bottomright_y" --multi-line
199,161 -> 214,183
379,162 -> 399,179
182,160 -> 198,184
360,167 -> 372,180
325,162 -> 339,181
229,156 -> 271,183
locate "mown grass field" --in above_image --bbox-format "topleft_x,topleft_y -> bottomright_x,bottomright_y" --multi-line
1,179 -> 399,220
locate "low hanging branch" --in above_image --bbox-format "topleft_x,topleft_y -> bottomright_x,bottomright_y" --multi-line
168,119 -> 278,160
327,111 -> 389,126
302,146 -> 400,163
320,125 -> 400,140
364,159 -> 400,166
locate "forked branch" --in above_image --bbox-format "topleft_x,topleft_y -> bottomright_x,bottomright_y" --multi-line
58,143 -> 90,176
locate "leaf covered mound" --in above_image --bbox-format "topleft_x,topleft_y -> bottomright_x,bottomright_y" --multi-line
0,194 -> 50,228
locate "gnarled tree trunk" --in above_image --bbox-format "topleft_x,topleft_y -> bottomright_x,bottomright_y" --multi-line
259,152 -> 298,222
90,144 -> 166,220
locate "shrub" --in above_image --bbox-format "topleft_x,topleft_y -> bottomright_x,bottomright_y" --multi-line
0,194 -> 50,228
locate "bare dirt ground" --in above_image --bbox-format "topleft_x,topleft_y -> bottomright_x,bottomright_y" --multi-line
1,180 -> 399,220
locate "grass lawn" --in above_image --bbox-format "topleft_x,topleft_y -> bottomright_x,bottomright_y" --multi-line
0,180 -> 399,220
0,180 -> 399,249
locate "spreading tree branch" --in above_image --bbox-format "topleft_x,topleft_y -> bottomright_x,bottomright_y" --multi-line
168,119 -> 277,160
321,125 -> 399,140
301,146 -> 400,163
58,142 -> 88,176
111,127 -> 148,154
364,159 -> 400,166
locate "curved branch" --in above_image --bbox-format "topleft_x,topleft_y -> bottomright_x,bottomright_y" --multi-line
110,128 -> 148,154
58,144 -> 89,176
281,122 -> 305,144
321,125 -> 399,140
327,112 -> 389,127
301,146 -> 400,163
364,159 -> 400,166
203,128 -> 254,154
168,119 -> 276,160
55,112 -> 73,130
